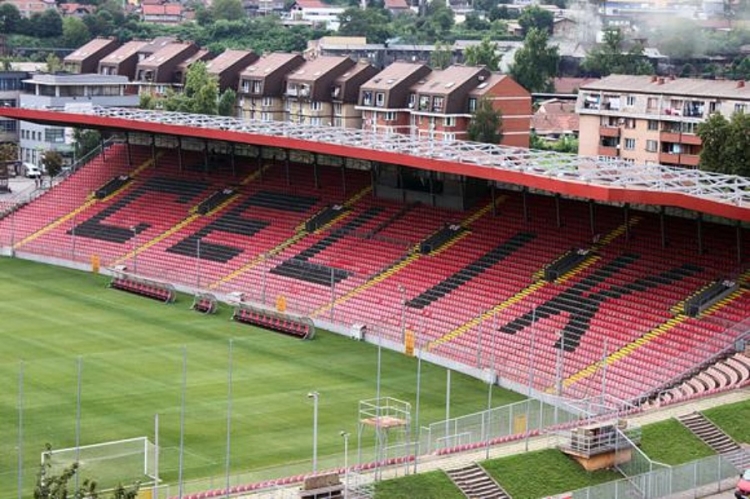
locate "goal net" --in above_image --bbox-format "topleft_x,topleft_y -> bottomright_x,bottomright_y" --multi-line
41,437 -> 157,489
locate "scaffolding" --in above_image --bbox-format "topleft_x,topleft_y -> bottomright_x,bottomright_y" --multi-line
357,397 -> 411,481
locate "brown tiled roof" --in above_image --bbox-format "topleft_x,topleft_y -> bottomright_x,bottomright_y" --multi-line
64,38 -> 117,62
411,65 -> 485,96
581,74 -> 750,100
100,41 -> 147,65
553,77 -> 598,94
139,43 -> 194,69
206,50 -> 256,75
384,0 -> 409,9
532,98 -> 579,134
361,62 -> 429,91
287,56 -> 351,84
142,3 -> 182,15
293,0 -> 328,8
240,52 -> 301,77
468,74 -> 509,97
334,60 -> 377,84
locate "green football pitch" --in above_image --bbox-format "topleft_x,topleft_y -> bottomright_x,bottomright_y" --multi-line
0,258 -> 525,496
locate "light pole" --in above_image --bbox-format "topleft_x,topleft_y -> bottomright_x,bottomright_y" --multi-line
307,391 -> 319,474
130,226 -> 137,275
195,238 -> 201,290
340,431 -> 350,498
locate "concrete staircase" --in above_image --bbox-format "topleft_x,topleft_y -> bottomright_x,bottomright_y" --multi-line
445,463 -> 511,499
677,412 -> 750,469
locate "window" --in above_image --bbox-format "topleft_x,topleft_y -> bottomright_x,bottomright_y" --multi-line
709,101 -> 718,114
333,117 -> 343,127
384,112 -> 396,122
468,98 -> 477,113
0,120 -> 17,133
624,138 -> 635,150
362,91 -> 373,105
646,97 -> 658,111
624,119 -> 635,129
626,95 -> 636,107
734,103 -> 746,113
310,117 -> 321,126
443,132 -> 455,142
333,103 -> 342,116
45,128 -> 65,143
646,140 -> 657,152
261,112 -> 272,122
432,96 -> 444,112
418,95 -> 429,111
408,93 -> 416,108
647,120 -> 658,131
445,116 -> 455,127
375,92 -> 385,107
311,101 -> 322,111
262,97 -> 272,107
0,99 -> 17,107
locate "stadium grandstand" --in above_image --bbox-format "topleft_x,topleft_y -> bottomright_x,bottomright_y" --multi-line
0,105 -> 749,494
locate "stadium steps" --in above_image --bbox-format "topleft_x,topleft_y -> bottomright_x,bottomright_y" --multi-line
445,463 -> 511,499
677,412 -> 750,469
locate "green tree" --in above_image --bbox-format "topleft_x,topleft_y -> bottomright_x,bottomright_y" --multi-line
0,3 -> 22,34
218,88 -> 237,117
41,150 -> 64,177
467,98 -> 503,144
518,5 -> 554,36
698,111 -> 750,176
338,6 -> 392,44
73,129 -> 102,163
33,9 -> 64,37
464,37 -> 500,71
63,17 -> 92,48
163,62 -> 220,115
463,12 -> 490,31
0,143 -> 18,164
211,0 -> 245,21
509,27 -> 559,93
430,41 -> 453,69
581,28 -> 653,76
45,54 -> 63,73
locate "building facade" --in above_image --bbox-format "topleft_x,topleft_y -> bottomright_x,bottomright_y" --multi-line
18,74 -> 139,165
0,71 -> 27,145
238,53 -> 305,122
576,75 -> 750,167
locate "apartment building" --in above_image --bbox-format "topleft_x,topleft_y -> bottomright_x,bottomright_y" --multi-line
238,53 -> 305,122
358,62 -> 432,135
0,71 -> 27,144
135,42 -> 200,96
63,37 -> 120,74
206,50 -> 259,92
576,75 -> 750,167
98,41 -> 149,79
467,74 -> 532,147
174,49 -> 213,86
18,73 -> 138,165
284,56 -> 356,126
330,61 -> 380,129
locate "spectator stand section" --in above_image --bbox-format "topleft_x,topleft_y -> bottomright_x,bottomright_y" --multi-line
108,266 -> 177,303
232,301 -> 316,340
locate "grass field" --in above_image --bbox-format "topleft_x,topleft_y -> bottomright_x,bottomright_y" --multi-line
0,258 -> 525,497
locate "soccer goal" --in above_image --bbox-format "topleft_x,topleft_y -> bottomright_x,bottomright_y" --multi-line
41,437 -> 157,489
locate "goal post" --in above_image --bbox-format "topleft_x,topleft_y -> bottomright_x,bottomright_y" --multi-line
41,437 -> 157,489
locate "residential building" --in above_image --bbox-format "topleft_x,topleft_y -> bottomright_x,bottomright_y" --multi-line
0,71 -> 27,145
141,3 -> 184,24
59,3 -> 93,18
330,60 -> 380,129
238,53 -> 305,122
135,42 -> 200,96
384,0 -> 411,15
98,40 -> 148,79
409,65 -> 531,145
358,62 -> 432,135
288,0 -> 345,31
18,74 -> 138,165
62,38 -> 120,74
467,73 -> 532,147
576,75 -> 750,167
284,56 -> 356,126
6,0 -> 55,17
206,50 -> 259,92
243,0 -> 285,16
532,98 -> 579,142
174,49 -> 214,86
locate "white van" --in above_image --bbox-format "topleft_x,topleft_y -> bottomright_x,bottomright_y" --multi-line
23,163 -> 42,178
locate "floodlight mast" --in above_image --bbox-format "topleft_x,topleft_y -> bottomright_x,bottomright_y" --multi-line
307,391 -> 320,474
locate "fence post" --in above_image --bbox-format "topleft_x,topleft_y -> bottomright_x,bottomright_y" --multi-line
693,460 -> 698,499
717,455 -> 722,494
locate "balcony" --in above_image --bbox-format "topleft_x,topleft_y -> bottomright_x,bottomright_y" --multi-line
599,126 -> 620,138
659,152 -> 699,166
660,131 -> 701,146
598,146 -> 619,157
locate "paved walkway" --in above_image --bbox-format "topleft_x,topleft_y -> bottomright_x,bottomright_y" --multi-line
244,388 -> 750,498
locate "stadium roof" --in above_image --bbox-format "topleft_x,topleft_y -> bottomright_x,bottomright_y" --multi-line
2,106 -> 750,222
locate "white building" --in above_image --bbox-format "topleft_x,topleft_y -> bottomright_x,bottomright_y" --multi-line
19,73 -> 139,166
288,0 -> 345,31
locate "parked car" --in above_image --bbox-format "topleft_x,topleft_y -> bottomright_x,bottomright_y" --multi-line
23,163 -> 43,178
736,469 -> 750,499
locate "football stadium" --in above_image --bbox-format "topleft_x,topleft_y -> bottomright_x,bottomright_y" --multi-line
0,105 -> 749,499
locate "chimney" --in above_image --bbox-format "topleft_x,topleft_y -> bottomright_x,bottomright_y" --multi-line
669,74 -> 675,80
738,80 -> 745,88
658,77 -> 665,85
651,75 -> 658,83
